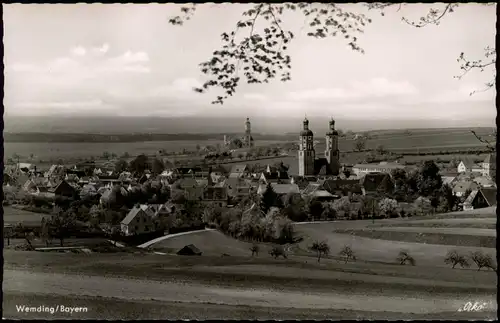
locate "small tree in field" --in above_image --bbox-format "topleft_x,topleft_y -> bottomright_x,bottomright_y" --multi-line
444,250 -> 470,269
354,137 -> 367,152
250,243 -> 260,257
339,245 -> 357,263
470,251 -> 496,272
397,250 -> 416,266
269,245 -> 287,259
309,241 -> 330,263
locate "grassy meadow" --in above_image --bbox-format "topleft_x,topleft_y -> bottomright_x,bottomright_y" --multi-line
4,127 -> 494,166
4,206 -> 497,320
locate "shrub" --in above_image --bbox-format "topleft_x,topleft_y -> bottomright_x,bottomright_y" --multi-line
339,245 -> 357,263
470,251 -> 496,272
396,250 -> 416,266
444,250 -> 470,269
269,245 -> 287,259
250,244 -> 260,257
309,241 -> 330,263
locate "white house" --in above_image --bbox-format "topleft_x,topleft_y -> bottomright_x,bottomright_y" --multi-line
457,159 -> 483,174
352,162 -> 405,177
121,205 -> 160,236
482,153 -> 496,178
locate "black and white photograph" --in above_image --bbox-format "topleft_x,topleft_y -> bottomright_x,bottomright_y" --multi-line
2,2 -> 497,320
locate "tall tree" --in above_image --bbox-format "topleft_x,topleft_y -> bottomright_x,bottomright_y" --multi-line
47,209 -> 77,247
114,159 -> 129,174
417,161 -> 443,197
151,158 -> 165,175
260,183 -> 279,215
129,154 -> 150,175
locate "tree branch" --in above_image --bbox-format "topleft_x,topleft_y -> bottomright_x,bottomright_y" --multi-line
401,3 -> 457,27
471,130 -> 496,152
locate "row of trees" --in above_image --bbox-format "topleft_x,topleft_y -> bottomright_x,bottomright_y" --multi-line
114,154 -> 167,175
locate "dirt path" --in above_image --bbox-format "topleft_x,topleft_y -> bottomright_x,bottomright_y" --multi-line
138,229 -> 216,249
3,269 -> 496,315
367,227 -> 496,237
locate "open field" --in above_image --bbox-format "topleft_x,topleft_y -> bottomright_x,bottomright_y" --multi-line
333,228 -> 496,248
3,206 -> 51,226
3,268 -> 496,320
3,249 -> 497,320
4,207 -> 497,320
4,140 -> 288,163
369,218 -> 496,230
148,209 -> 497,267
5,127 -> 493,163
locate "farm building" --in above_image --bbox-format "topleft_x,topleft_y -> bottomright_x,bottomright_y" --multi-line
359,173 -> 394,195
473,176 -> 496,188
229,164 -> 251,178
177,244 -> 202,256
481,153 -> 496,178
260,164 -> 290,184
257,183 -> 300,196
463,187 -> 497,211
452,180 -> 479,197
120,205 -> 160,236
440,171 -> 459,186
352,162 -> 405,177
457,158 -> 482,174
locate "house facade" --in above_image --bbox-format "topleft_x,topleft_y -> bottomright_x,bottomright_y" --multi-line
463,187 -> 497,211
120,205 -> 159,236
457,159 -> 483,174
482,153 -> 496,178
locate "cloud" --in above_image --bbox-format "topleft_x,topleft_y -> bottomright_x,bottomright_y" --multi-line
108,50 -> 149,65
7,45 -> 150,77
243,93 -> 268,101
149,77 -> 203,98
71,46 -> 86,56
287,78 -> 419,102
10,99 -> 119,116
429,84 -> 496,103
92,43 -> 110,54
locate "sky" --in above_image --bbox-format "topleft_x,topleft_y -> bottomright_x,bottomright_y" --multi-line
3,3 -> 497,125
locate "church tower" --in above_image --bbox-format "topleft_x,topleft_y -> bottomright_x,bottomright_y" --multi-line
298,117 -> 315,176
243,117 -> 254,148
325,118 -> 340,175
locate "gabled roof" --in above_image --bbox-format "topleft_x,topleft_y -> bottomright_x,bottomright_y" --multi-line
322,179 -> 363,194
311,190 -> 335,198
121,206 -> 153,225
177,244 -> 202,255
262,171 -> 289,181
258,183 -> 300,195
453,180 -> 479,193
290,176 -> 312,190
459,158 -> 481,169
48,180 -> 76,194
473,176 -> 496,187
481,187 -> 497,206
463,190 -> 478,205
302,183 -> 322,195
230,164 -> 248,174
314,158 -> 333,176
360,173 -> 394,192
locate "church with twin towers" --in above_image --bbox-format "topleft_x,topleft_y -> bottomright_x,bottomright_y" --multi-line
298,117 -> 341,177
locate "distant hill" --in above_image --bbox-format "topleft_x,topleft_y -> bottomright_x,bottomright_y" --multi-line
4,115 -> 495,135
